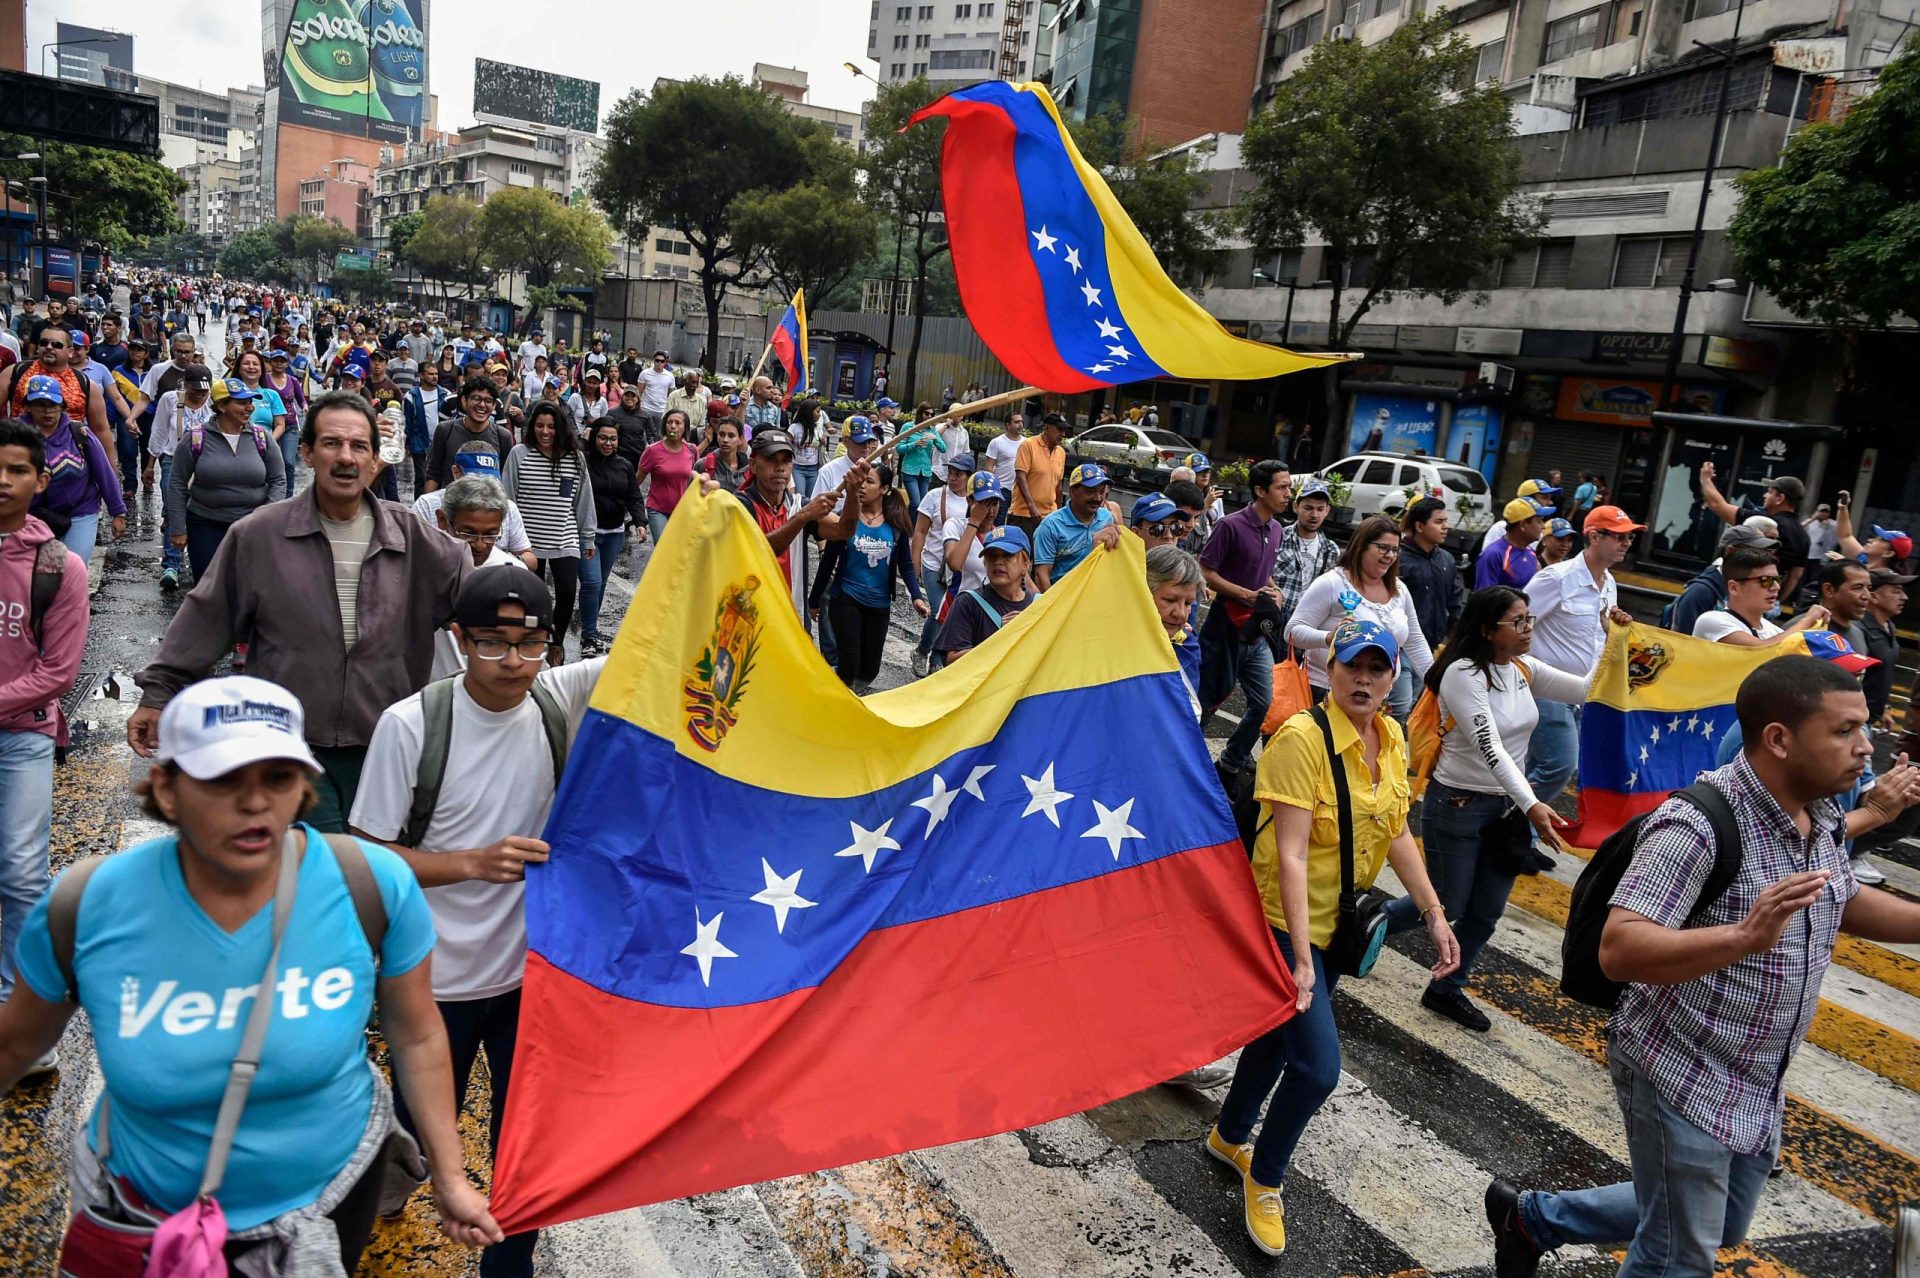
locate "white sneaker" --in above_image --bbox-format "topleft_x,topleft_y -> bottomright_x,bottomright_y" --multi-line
1171,1060 -> 1236,1090
1852,855 -> 1887,886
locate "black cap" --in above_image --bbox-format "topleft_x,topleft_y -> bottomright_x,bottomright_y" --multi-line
454,564 -> 554,631
750,428 -> 797,458
181,364 -> 213,387
1870,567 -> 1917,587
1766,475 -> 1806,502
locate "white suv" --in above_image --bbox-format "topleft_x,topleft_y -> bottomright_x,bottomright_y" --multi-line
1318,452 -> 1495,530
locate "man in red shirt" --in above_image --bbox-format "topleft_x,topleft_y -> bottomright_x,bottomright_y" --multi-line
732,428 -> 859,616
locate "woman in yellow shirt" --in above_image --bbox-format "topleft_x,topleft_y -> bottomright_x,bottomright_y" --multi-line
1208,618 -> 1460,1257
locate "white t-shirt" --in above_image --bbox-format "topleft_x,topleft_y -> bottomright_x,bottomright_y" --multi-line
935,424 -> 971,478
817,454 -> 855,515
1432,656 -> 1590,806
1692,610 -> 1781,643
916,484 -> 965,578
986,433 -> 1022,488
430,545 -> 520,679
940,513 -> 989,594
410,489 -> 534,556
516,340 -> 548,374
349,660 -> 604,1001
637,367 -> 675,416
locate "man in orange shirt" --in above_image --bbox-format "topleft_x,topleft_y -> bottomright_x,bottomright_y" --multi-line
1011,411 -> 1067,539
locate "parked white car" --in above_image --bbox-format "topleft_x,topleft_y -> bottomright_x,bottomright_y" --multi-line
1067,423 -> 1198,473
1318,451 -> 1495,529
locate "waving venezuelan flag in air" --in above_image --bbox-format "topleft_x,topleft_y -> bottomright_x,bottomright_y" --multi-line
1576,621 -> 1836,846
489,487 -> 1294,1231
910,80 -> 1348,393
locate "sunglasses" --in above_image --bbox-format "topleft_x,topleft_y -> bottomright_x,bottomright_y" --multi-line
1734,574 -> 1784,588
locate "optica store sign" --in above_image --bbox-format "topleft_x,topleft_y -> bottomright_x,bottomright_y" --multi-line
1555,377 -> 1723,426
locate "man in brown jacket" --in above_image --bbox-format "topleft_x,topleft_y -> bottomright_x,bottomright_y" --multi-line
128,391 -> 471,831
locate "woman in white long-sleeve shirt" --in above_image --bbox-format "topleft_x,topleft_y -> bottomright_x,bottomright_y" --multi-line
1379,584 -> 1589,1033
1285,515 -> 1435,715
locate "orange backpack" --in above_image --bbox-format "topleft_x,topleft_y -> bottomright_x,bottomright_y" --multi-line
1408,658 -> 1530,799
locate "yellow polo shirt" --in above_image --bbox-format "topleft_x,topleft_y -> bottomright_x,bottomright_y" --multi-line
1251,706 -> 1410,947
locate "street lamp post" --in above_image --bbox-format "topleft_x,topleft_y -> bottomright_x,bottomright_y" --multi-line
845,61 -> 901,394
41,33 -> 122,80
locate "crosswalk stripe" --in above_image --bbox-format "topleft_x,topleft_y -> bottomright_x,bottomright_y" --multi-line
756,1154 -> 1020,1276
1502,868 -> 1920,1092
540,1187 -> 805,1278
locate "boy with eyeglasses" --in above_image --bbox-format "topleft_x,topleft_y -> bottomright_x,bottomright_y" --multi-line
423,376 -> 516,493
1692,545 -> 1830,645
350,564 -> 605,1278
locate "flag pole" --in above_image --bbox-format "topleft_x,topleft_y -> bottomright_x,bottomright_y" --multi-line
868,384 -> 1044,463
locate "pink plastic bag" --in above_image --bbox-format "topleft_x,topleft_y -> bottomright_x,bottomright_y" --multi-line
146,1197 -> 228,1278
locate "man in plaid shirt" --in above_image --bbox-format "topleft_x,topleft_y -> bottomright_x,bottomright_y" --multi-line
1488,654 -> 1920,1277
1270,478 -> 1340,638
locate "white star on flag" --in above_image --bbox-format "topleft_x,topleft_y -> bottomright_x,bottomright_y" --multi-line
750,860 -> 816,935
680,909 -> 737,987
834,818 -> 901,873
1064,245 -> 1082,272
961,764 -> 995,801
1639,745 -> 1649,763
1082,798 -> 1144,861
911,773 -> 962,838
1650,727 -> 1662,746
1095,317 -> 1123,340
1021,763 -> 1074,827
1669,716 -> 1683,733
1106,344 -> 1131,360
1032,226 -> 1057,253
1080,280 -> 1103,307
1086,363 -> 1112,375
1701,721 -> 1716,739
1627,770 -> 1639,787
1686,715 -> 1700,733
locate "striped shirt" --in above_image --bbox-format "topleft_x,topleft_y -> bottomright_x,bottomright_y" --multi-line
319,508 -> 375,648
504,445 -> 589,557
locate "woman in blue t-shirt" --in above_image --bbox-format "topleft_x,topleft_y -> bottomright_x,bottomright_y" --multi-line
810,462 -> 927,692
0,676 -> 501,1270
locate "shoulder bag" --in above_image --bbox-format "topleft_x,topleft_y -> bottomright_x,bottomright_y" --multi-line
1313,706 -> 1393,979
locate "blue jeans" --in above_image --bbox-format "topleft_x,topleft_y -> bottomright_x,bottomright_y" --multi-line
794,463 -> 820,499
903,471 -> 930,507
644,508 -> 670,550
1528,700 -> 1581,814
577,529 -> 627,643
185,511 -> 234,585
1409,782 -> 1515,994
157,456 -> 182,572
115,420 -> 141,493
1520,1044 -> 1774,1276
59,511 -> 99,566
1216,930 -> 1340,1187
1390,663 -> 1418,721
278,427 -> 300,495
0,731 -> 55,1001
1206,628 -> 1274,773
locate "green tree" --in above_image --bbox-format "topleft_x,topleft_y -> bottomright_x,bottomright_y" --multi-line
865,77 -> 949,404
217,223 -> 297,283
405,195 -> 492,301
386,210 -> 425,262
594,76 -> 816,367
332,261 -> 393,301
478,186 -> 612,300
734,130 -> 879,309
289,214 -> 354,283
1068,109 -> 1217,283
1240,14 -> 1543,456
0,137 -> 185,245
140,231 -> 216,272
1728,40 -> 1920,333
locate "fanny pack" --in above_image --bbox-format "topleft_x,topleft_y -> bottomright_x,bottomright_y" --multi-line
1313,706 -> 1392,979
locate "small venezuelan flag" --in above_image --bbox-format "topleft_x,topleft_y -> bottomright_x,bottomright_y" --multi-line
1576,621 -> 1823,846
910,81 -> 1349,392
489,487 -> 1294,1232
770,290 -> 808,397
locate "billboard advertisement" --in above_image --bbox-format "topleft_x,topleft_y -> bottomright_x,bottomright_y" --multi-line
1448,403 -> 1503,482
1555,377 -> 1726,427
1347,393 -> 1440,456
473,59 -> 601,133
277,0 -> 427,143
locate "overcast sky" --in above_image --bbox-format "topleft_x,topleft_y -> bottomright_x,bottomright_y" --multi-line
26,0 -> 877,130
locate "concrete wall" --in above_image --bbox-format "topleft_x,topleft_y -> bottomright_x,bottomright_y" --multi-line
273,126 -> 386,221
1131,0 -> 1268,145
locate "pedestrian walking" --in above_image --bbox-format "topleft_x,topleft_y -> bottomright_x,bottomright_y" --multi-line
503,404 -> 595,665
166,378 -> 286,585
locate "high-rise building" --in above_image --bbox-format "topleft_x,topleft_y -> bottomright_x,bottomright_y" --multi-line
1044,0 -> 1267,144
753,64 -> 864,146
867,0 -> 1048,86
101,72 -> 262,167
52,22 -> 130,84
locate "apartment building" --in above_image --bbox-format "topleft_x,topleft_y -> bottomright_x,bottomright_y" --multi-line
867,0 -> 1048,84
368,122 -> 570,246
297,159 -> 372,240
176,158 -> 245,249
1046,0 -> 1268,143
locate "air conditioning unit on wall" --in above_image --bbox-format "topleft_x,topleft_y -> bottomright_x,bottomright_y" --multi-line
1478,361 -> 1516,393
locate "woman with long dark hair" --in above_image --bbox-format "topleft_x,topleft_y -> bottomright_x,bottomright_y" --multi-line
578,418 -> 644,656
1285,514 -> 1434,717
503,402 -> 595,664
1378,586 -> 1588,1032
789,396 -> 825,498
809,463 -> 928,692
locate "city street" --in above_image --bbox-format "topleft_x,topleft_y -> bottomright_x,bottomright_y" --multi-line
2,484 -> 1917,1277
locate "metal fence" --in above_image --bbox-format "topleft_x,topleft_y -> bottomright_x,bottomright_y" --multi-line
811,308 -> 1018,405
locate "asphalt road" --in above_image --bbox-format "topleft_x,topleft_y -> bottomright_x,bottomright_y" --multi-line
4,453 -> 1919,1277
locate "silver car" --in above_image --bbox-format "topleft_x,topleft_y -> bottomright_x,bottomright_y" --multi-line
1068,424 -> 1198,473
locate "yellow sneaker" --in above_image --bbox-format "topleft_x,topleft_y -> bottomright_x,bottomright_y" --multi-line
1206,1125 -> 1253,1176
1243,1176 -> 1287,1256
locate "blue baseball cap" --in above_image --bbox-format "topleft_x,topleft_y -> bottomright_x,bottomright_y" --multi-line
452,444 -> 501,475
1295,478 -> 1332,503
874,396 -> 899,410
981,526 -> 1031,557
945,451 -> 976,473
1329,617 -> 1399,668
1545,517 -> 1576,539
1184,452 -> 1211,472
1132,492 -> 1177,524
1068,462 -> 1111,489
211,378 -> 257,404
967,471 -> 1005,503
23,374 -> 62,404
845,415 -> 878,444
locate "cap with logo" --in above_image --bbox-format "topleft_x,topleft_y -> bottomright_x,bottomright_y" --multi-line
1132,492 -> 1177,524
1545,518 -> 1576,539
1517,478 -> 1562,499
981,526 -> 1031,556
452,443 -> 501,476
1068,462 -> 1111,489
1184,452 -> 1212,472
1872,525 -> 1913,559
1329,617 -> 1400,668
967,471 -> 1005,503
181,364 -> 213,389
156,675 -> 321,780
67,330 -> 89,349
268,348 -> 290,361
1503,497 -> 1553,523
23,374 -> 63,404
454,564 -> 555,632
844,416 -> 878,444
750,428 -> 797,458
1294,478 -> 1332,503
211,378 -> 257,404
874,397 -> 899,410
1583,505 -> 1646,535
1803,629 -> 1880,674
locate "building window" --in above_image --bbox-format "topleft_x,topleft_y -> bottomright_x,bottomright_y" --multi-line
1340,0 -> 1388,27
674,240 -> 693,255
897,4 -> 911,16
509,161 -> 529,174
1018,59 -> 1027,74
1610,235 -> 1692,287
892,62 -> 907,77
835,122 -> 855,138
919,3 -> 933,15
872,1 -> 880,13
930,48 -> 997,69
913,61 -> 928,74
1473,39 -> 1506,83
1542,8 -> 1602,63
955,2 -> 972,15
1273,14 -> 1323,60
1496,238 -> 1574,287
916,32 -> 930,46
895,34 -> 909,47
981,1 -> 996,14
1686,0 -> 1740,18
655,237 -> 676,253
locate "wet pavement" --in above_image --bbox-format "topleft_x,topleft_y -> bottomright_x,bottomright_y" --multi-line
3,467 -> 1917,1276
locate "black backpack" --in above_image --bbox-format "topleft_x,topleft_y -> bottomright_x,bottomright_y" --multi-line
1561,780 -> 1740,1009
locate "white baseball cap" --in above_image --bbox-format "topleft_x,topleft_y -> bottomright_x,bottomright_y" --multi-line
156,677 -> 321,780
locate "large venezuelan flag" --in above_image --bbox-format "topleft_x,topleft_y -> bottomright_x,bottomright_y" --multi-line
910,81 -> 1348,393
770,290 -> 808,396
490,486 -> 1294,1231
1576,621 -> 1821,846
